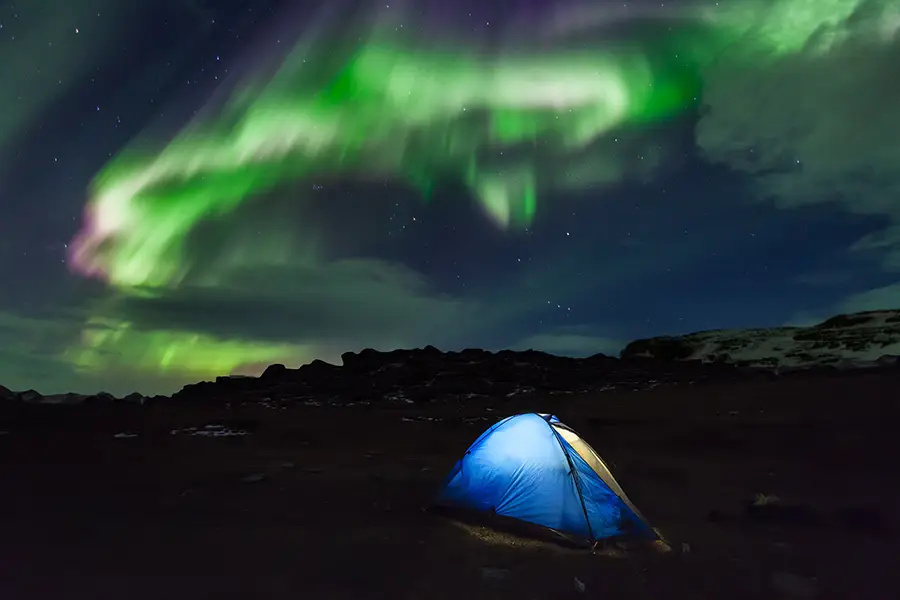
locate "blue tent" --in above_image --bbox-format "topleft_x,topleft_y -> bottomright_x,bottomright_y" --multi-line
435,413 -> 655,543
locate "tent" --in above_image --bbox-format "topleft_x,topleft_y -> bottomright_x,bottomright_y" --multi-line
434,413 -> 655,545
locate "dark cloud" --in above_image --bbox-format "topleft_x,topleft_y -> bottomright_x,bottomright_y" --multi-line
695,1 -> 900,322
108,258 -> 477,347
697,1 -> 900,268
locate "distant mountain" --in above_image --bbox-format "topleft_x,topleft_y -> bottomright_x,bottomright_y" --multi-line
0,386 -> 152,406
621,310 -> 900,372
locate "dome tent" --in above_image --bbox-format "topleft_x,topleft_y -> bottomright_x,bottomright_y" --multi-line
434,413 -> 655,546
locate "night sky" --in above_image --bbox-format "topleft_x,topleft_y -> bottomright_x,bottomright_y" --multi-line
1,0 -> 898,396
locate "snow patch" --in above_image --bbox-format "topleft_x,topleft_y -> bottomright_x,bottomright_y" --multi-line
671,310 -> 900,370
170,424 -> 250,437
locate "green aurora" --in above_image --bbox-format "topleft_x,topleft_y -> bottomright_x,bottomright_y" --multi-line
64,0 -> 898,382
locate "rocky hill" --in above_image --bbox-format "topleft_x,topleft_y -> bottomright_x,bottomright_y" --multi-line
168,310 -> 900,408
3,309 -> 899,407
621,310 -> 900,371
167,347 -> 757,409
0,347 -> 750,408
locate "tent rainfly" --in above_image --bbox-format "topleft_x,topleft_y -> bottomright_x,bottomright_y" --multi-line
434,413 -> 655,545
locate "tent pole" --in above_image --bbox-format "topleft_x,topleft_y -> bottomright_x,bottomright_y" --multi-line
548,422 -> 596,543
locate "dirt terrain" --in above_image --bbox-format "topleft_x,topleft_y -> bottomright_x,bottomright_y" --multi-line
1,369 -> 898,599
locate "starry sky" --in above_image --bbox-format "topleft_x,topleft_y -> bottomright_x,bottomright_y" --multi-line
1,0 -> 898,396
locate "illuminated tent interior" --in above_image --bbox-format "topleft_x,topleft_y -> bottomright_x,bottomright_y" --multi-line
434,413 -> 655,545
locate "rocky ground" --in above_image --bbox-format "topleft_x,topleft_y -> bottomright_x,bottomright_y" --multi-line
1,352 -> 898,599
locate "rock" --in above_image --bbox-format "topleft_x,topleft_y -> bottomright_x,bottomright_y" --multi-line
261,363 -> 288,379
122,392 -> 146,404
37,393 -> 88,405
0,385 -> 13,400
752,493 -> 781,506
171,424 -> 250,437
621,336 -> 696,362
340,348 -> 387,371
18,389 -> 42,403
297,359 -> 340,382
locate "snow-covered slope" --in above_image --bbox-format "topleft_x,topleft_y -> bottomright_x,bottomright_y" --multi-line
621,310 -> 900,371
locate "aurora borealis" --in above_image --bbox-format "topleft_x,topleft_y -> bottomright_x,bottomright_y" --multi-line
1,0 -> 898,395
68,33 -> 712,286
